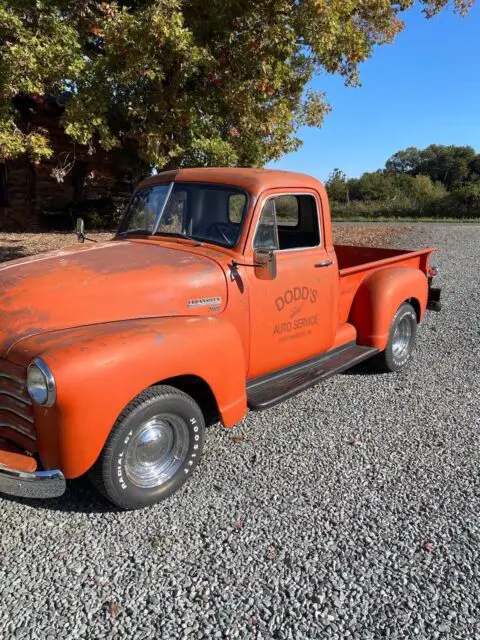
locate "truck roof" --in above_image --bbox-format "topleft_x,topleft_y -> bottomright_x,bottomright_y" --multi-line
138,167 -> 326,198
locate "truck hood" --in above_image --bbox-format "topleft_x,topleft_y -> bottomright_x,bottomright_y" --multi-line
0,240 -> 227,358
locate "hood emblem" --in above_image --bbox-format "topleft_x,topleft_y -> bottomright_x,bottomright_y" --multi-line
187,296 -> 222,309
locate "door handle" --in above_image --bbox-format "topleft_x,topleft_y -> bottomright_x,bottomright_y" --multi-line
314,260 -> 333,268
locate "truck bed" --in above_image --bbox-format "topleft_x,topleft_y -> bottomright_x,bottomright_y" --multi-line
335,244 -> 434,275
335,244 -> 435,324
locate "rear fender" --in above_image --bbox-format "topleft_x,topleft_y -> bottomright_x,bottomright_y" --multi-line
349,266 -> 428,350
9,317 -> 247,478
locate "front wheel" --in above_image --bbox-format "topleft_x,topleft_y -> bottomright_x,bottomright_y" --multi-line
370,302 -> 417,373
89,385 -> 205,510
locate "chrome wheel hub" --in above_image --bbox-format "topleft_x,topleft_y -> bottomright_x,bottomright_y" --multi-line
124,414 -> 190,488
392,316 -> 412,359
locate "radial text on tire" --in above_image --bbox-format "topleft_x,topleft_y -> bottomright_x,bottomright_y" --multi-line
89,385 -> 205,510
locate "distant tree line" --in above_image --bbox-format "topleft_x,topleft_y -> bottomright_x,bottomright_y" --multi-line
326,145 -> 480,219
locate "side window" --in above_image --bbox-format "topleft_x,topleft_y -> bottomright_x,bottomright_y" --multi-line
276,194 -> 320,250
253,199 -> 278,250
275,195 -> 299,227
253,194 -> 320,252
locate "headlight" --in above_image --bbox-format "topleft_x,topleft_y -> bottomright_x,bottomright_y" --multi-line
27,359 -> 56,407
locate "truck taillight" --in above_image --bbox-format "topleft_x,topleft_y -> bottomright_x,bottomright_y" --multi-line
428,266 -> 438,277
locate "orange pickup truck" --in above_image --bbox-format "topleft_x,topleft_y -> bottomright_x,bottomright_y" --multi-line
0,169 -> 441,509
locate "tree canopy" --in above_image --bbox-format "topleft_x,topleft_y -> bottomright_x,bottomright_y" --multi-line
386,144 -> 478,190
326,144 -> 480,219
0,0 -> 473,170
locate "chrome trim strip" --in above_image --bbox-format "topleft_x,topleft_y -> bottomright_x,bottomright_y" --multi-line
0,390 -> 30,404
0,406 -> 34,423
28,358 -> 56,407
0,373 -> 26,386
0,466 -> 66,499
0,466 -> 62,480
0,422 -> 36,439
152,182 -> 174,235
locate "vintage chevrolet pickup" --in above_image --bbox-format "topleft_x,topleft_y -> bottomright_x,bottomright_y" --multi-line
0,168 -> 441,509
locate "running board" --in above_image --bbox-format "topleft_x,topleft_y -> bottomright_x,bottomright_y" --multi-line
247,343 -> 378,411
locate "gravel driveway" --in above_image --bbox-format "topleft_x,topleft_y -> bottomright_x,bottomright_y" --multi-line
0,223 -> 479,640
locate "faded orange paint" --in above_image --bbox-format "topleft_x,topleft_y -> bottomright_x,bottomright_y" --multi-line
336,245 -> 434,329
0,168 -> 436,478
0,240 -> 227,357
0,439 -> 37,472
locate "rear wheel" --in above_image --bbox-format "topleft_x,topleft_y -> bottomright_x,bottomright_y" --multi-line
89,385 -> 205,510
371,302 -> 417,373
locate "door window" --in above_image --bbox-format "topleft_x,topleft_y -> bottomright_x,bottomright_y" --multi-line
253,199 -> 278,250
275,195 -> 299,227
253,194 -> 320,251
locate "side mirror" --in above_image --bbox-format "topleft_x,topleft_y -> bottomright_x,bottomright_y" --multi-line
254,248 -> 277,281
75,217 -> 85,243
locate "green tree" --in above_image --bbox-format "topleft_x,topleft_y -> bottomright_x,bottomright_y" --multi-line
326,168 -> 349,203
0,0 -> 472,170
386,144 -> 476,189
468,154 -> 480,182
385,147 -> 423,175
406,175 -> 447,212
349,171 -> 396,202
450,183 -> 480,216
420,144 -> 475,189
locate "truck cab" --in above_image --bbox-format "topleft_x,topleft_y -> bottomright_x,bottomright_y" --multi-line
0,168 -> 441,509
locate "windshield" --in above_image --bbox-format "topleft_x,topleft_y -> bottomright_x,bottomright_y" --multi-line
119,182 -> 248,247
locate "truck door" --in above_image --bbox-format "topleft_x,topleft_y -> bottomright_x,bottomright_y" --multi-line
245,190 -> 337,379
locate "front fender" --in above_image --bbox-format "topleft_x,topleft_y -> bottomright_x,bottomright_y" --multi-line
9,317 -> 247,478
349,266 -> 428,350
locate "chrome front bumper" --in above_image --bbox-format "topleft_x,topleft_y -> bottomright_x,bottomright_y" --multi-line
0,466 -> 65,499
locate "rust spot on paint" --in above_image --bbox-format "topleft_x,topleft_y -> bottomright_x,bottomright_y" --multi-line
0,240 -> 227,357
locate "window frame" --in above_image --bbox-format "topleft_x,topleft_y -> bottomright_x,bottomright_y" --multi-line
252,191 -> 322,253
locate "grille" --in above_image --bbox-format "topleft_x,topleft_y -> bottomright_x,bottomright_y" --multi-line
0,360 -> 36,451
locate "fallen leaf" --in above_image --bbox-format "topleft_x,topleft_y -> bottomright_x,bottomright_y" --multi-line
105,601 -> 122,619
348,438 -> 363,446
232,434 -> 244,444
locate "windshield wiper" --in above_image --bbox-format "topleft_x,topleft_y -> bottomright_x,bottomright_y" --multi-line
156,231 -> 203,244
118,228 -> 151,237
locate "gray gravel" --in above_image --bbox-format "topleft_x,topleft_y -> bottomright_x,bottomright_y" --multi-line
1,223 -> 479,640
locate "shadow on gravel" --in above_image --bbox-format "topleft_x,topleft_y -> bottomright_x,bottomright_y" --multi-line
1,476 -> 123,514
341,362 -> 383,376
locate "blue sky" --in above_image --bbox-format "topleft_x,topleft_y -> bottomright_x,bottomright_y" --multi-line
267,4 -> 480,181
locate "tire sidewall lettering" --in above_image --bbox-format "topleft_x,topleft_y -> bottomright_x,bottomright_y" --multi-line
113,404 -> 203,493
